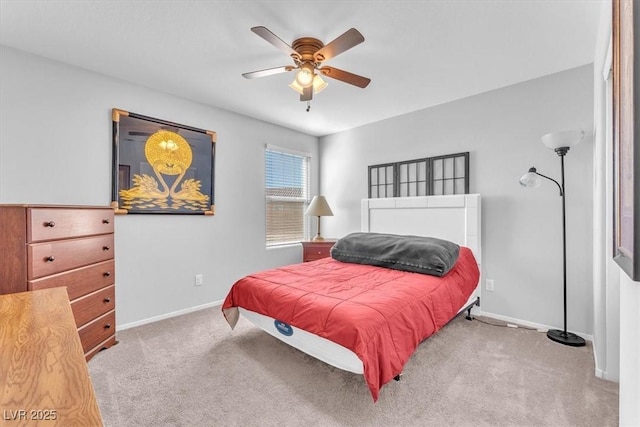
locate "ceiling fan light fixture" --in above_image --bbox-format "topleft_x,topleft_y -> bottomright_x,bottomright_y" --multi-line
295,63 -> 315,88
288,79 -> 305,95
312,74 -> 328,94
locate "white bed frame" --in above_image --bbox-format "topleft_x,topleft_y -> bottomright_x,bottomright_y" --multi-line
239,194 -> 482,375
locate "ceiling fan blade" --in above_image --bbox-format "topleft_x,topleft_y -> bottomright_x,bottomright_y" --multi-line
314,28 -> 364,62
251,26 -> 301,60
242,65 -> 295,79
319,66 -> 371,88
300,86 -> 313,102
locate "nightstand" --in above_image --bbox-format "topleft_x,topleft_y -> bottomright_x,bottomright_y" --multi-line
301,240 -> 337,262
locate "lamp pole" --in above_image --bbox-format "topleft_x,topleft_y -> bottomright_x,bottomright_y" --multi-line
560,150 -> 568,339
313,215 -> 323,241
546,147 -> 585,347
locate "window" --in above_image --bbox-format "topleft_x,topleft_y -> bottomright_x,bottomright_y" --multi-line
369,152 -> 469,198
265,145 -> 310,246
369,162 -> 395,198
398,158 -> 429,197
431,153 -> 469,195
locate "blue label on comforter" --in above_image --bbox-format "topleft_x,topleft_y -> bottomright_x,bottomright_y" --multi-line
274,320 -> 293,336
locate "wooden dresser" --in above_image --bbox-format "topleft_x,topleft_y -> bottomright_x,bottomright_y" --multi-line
0,205 -> 116,361
301,240 -> 337,262
0,287 -> 103,426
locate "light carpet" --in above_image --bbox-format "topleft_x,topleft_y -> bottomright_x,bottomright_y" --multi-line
88,307 -> 618,427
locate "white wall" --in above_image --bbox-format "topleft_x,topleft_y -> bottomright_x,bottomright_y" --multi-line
617,2 -> 640,425
320,65 -> 594,336
619,274 -> 640,426
0,45 -> 319,327
591,0 -> 620,383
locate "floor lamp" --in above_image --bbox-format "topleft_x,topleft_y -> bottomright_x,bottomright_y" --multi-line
519,130 -> 585,347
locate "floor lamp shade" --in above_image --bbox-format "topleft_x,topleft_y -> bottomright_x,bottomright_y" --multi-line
520,130 -> 585,347
305,196 -> 333,241
541,130 -> 584,151
519,167 -> 542,188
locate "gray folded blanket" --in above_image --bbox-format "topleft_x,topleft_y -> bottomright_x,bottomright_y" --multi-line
330,232 -> 460,277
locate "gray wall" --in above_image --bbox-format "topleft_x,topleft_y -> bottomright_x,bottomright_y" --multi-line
0,45 -> 319,327
319,65 -> 595,336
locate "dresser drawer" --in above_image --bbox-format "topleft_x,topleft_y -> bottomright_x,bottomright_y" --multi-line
29,260 -> 115,300
28,208 -> 113,242
28,234 -> 114,279
78,310 -> 115,354
71,285 -> 115,328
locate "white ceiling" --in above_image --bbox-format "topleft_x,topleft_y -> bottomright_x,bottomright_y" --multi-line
0,1 -> 603,137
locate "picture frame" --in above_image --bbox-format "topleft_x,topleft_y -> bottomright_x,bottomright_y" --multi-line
612,0 -> 638,280
111,109 -> 216,215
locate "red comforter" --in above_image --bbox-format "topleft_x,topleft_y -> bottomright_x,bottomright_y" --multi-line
222,247 -> 479,401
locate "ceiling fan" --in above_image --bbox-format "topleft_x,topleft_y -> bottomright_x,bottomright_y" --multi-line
242,26 -> 371,106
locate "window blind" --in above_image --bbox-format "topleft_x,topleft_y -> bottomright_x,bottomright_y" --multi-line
265,146 -> 310,246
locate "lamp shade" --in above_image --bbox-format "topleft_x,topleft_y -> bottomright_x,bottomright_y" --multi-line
305,196 -> 333,217
312,74 -> 328,94
288,79 -> 305,95
290,74 -> 328,96
519,167 -> 541,188
541,130 -> 584,150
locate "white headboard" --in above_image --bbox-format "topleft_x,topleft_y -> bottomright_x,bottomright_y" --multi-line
361,194 -> 481,267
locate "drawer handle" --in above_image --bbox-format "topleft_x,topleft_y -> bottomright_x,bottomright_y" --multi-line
104,323 -> 112,329
45,255 -> 55,262
103,246 -> 110,251
102,219 -> 110,224
44,221 -> 55,228
103,271 -> 111,277
104,297 -> 111,303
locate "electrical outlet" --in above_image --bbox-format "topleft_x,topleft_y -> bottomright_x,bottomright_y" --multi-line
195,274 -> 203,286
485,279 -> 494,291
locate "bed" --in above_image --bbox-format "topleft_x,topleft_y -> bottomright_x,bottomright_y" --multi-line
222,194 -> 481,401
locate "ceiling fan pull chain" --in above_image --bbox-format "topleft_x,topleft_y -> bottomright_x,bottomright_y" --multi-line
306,102 -> 311,112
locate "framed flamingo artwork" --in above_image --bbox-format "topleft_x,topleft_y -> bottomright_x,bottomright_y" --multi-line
111,108 -> 216,215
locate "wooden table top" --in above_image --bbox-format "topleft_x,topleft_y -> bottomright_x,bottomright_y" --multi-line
0,287 -> 103,426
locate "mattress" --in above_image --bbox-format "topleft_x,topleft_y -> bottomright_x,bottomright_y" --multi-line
222,246 -> 479,401
238,307 -> 365,374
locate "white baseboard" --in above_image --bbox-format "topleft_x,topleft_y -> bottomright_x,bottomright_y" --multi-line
478,307 -> 612,381
118,299 -> 224,331
477,310 -> 594,343
593,345 -> 604,378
